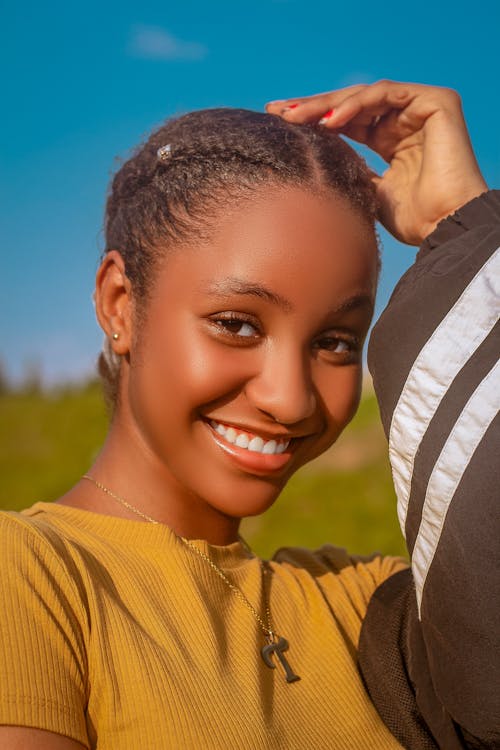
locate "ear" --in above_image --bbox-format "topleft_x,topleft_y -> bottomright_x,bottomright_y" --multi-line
94,250 -> 133,355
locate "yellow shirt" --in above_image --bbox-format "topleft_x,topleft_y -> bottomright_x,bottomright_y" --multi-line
0,503 -> 406,749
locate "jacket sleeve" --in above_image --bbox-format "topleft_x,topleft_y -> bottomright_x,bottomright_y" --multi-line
358,191 -> 500,749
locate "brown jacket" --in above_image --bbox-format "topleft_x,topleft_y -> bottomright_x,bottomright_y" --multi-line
360,191 -> 500,749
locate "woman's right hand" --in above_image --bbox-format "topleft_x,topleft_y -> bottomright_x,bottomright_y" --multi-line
266,81 -> 488,245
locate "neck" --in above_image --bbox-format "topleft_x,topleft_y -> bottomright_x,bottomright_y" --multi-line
64,413 -> 242,545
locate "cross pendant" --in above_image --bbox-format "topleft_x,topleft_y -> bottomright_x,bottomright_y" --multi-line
261,636 -> 300,683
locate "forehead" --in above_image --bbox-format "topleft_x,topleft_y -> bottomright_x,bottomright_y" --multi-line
154,185 -> 378,307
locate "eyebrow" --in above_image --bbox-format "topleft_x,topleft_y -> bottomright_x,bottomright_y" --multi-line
331,294 -> 374,316
204,277 -> 373,316
204,278 -> 293,311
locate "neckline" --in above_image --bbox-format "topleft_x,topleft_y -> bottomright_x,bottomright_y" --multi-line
21,501 -> 254,567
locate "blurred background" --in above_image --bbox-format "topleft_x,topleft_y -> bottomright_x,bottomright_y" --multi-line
1,0 -> 498,557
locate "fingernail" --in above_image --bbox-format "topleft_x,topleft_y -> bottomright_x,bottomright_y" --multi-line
318,109 -> 335,125
282,103 -> 299,113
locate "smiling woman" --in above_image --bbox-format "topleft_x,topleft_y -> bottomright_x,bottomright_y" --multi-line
96,185 -> 377,535
86,108 -> 379,542
0,82 -> 498,750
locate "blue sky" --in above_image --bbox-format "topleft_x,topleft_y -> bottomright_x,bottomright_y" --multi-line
1,0 -> 499,384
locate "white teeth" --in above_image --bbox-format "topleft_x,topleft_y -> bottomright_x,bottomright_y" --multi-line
235,433 -> 249,448
225,427 -> 237,444
262,439 -> 277,455
209,421 -> 290,455
248,436 -> 264,453
210,419 -> 290,455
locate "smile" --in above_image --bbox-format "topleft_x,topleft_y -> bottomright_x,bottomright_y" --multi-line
209,420 -> 291,455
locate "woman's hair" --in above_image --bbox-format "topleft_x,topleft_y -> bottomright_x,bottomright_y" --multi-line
99,108 -> 377,408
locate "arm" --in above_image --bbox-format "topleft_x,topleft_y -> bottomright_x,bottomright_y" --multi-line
362,193 -> 500,749
267,83 -> 499,747
0,727 -> 88,749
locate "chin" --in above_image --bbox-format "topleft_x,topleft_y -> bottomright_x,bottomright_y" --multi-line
207,474 -> 288,520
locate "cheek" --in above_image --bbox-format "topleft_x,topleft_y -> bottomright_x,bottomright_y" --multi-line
290,364 -> 363,473
129,318 -> 258,424
316,364 -> 363,437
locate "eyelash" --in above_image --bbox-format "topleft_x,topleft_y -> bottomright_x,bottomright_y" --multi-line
209,313 -> 261,341
208,313 -> 360,359
313,336 -> 359,356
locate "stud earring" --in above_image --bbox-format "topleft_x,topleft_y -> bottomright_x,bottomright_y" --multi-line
112,332 -> 119,340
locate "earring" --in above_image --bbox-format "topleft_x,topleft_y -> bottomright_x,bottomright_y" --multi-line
112,332 -> 119,341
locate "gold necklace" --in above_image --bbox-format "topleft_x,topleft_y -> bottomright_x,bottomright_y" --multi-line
82,474 -> 300,683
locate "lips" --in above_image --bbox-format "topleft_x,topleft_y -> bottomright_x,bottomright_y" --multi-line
209,419 -> 290,455
205,418 -> 296,474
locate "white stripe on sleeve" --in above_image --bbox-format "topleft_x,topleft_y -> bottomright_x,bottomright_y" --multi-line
389,247 -> 500,534
412,358 -> 500,615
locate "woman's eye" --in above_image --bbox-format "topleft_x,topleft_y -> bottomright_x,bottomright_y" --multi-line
222,320 -> 256,337
211,316 -> 259,339
315,335 -> 358,355
330,339 -> 349,353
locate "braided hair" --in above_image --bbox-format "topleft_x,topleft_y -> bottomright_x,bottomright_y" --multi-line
100,108 -> 377,407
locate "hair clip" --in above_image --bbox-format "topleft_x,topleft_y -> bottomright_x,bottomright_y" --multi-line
157,143 -> 172,161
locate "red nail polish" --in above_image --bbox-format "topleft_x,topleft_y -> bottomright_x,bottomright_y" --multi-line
318,109 -> 335,125
288,104 -> 299,109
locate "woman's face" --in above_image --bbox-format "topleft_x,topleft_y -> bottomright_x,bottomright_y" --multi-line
122,185 -> 378,534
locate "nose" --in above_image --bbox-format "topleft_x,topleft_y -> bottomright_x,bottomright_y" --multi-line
245,345 -> 317,426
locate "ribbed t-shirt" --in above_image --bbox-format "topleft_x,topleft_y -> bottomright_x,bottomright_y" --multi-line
0,502 -> 407,749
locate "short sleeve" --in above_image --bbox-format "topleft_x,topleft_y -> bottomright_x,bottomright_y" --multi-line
0,512 -> 90,747
274,543 -> 408,622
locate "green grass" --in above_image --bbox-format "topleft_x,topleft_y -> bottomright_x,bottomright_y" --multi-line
0,381 -> 406,560
242,461 -> 405,559
0,382 -> 108,510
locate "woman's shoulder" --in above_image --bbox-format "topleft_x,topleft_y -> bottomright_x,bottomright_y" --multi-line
0,507 -> 90,747
0,500 -> 178,552
0,503 -> 62,555
273,542 -> 407,576
0,504 -> 88,599
0,502 -> 80,557
0,505 -> 90,644
272,543 -> 408,607
0,502 -> 105,615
